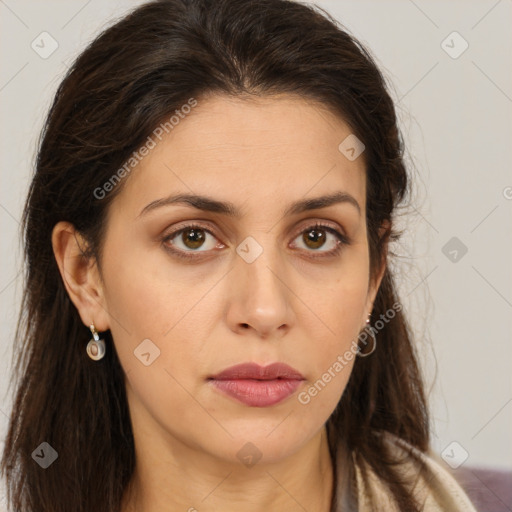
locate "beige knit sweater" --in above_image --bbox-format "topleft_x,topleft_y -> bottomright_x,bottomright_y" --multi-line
332,432 -> 478,511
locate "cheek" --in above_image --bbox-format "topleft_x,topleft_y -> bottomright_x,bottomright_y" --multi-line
101,247 -> 209,434
100,240 -> 221,400
293,282 -> 364,417
101,236 -> 195,335
296,263 -> 368,396
297,359 -> 356,420
307,258 -> 369,338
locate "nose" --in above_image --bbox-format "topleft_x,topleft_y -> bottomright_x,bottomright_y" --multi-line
225,241 -> 293,339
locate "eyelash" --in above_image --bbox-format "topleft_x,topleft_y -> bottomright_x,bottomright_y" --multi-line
161,222 -> 350,261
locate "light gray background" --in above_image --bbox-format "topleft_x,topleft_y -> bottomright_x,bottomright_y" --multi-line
1,0 -> 511,488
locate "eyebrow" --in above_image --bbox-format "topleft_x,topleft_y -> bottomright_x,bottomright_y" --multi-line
138,191 -> 361,218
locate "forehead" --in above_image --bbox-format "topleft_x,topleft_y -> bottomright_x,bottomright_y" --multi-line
113,94 -> 367,218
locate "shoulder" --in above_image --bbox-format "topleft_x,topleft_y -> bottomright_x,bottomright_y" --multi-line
353,431 -> 478,512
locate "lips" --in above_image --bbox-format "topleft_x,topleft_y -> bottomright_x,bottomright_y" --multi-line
209,362 -> 304,381
208,362 -> 305,407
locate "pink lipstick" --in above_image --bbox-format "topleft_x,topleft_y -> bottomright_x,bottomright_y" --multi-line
208,362 -> 304,407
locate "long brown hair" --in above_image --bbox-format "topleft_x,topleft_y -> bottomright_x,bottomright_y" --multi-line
1,0 -> 430,510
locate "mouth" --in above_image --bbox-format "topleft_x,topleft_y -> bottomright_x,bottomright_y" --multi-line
209,361 -> 304,381
208,362 -> 305,407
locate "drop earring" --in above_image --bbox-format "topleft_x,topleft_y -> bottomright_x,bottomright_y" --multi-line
356,314 -> 377,357
86,324 -> 106,361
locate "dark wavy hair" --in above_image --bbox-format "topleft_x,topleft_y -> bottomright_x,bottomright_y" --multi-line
1,0 -> 430,510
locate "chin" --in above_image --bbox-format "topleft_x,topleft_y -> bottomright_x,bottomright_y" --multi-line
207,426 -> 313,466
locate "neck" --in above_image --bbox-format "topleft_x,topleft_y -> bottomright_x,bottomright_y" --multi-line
121,412 -> 336,512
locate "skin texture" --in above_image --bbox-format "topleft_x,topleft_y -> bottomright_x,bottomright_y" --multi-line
52,94 -> 387,512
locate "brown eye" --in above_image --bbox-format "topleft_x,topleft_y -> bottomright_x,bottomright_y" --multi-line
180,228 -> 206,249
291,223 -> 348,257
162,224 -> 222,258
302,227 -> 327,250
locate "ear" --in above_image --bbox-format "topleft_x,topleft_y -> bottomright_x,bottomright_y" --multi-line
51,221 -> 110,332
363,219 -> 390,322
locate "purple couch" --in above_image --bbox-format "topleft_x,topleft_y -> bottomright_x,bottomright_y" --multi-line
451,466 -> 512,511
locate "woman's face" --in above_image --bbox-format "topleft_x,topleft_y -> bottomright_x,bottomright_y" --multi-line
95,94 -> 384,465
